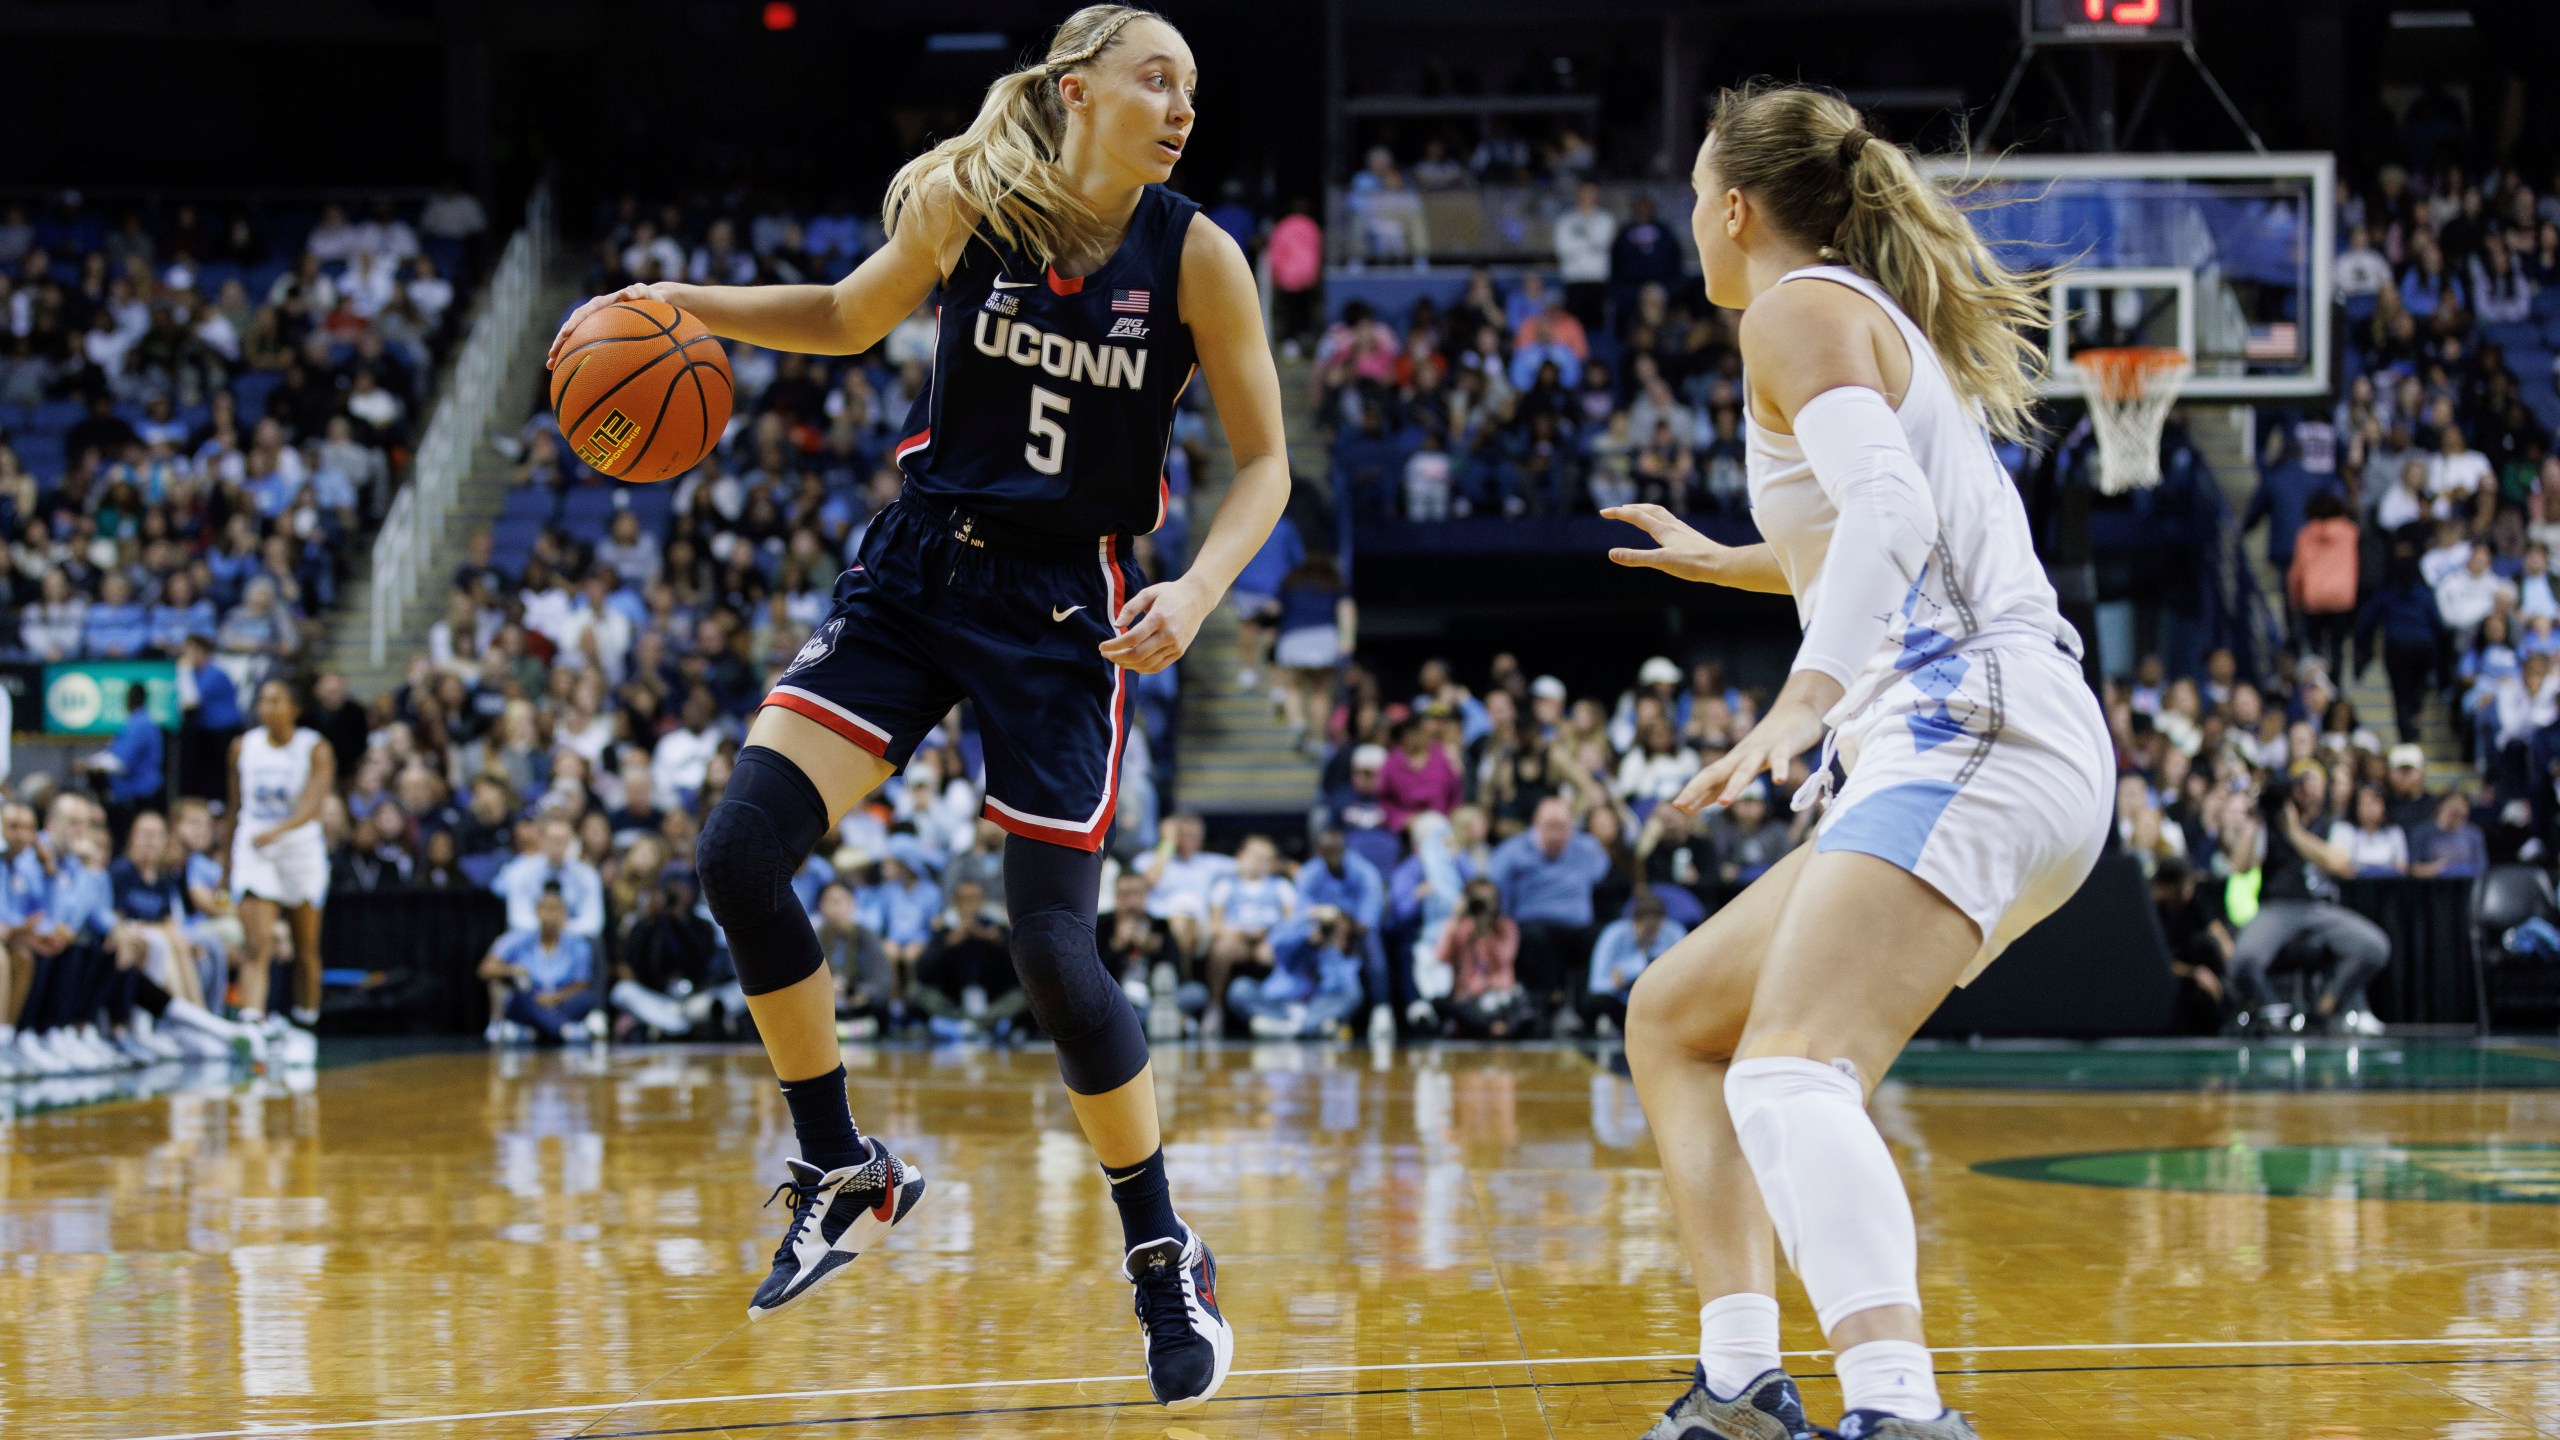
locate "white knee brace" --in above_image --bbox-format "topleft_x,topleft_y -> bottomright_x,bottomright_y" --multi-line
1724,1055 -> 1922,1334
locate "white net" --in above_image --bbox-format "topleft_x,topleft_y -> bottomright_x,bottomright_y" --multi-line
2076,347 -> 2192,495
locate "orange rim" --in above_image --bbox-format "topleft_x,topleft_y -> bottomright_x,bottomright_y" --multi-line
2074,345 -> 2191,403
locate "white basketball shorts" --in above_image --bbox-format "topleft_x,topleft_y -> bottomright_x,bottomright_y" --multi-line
1810,636 -> 2115,985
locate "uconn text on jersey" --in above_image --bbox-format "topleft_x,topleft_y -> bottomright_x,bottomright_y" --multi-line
970,311 -> 1152,392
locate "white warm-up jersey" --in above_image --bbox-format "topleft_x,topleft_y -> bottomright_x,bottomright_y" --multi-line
235,727 -> 324,848
1744,265 -> 2078,717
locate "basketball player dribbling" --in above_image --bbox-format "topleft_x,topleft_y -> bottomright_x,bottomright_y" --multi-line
548,5 -> 1287,1411
1602,84 -> 2115,1439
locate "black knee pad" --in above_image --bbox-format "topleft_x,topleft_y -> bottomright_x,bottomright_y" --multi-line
698,746 -> 831,996
1011,910 -> 1151,1095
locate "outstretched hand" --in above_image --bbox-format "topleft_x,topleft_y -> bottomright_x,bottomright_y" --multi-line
1668,672 -> 1845,814
1602,504 -> 1730,584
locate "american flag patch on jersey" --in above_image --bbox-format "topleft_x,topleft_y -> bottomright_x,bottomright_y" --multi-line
1111,288 -> 1151,313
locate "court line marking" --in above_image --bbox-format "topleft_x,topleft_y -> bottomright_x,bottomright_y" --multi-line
564,1356 -> 2560,1440
111,1335 -> 2560,1440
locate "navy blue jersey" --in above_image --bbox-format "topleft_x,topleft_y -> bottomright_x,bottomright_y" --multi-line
109,857 -> 184,924
893,185 -> 1201,540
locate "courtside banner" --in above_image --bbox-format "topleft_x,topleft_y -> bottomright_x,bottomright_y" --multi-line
42,660 -> 182,734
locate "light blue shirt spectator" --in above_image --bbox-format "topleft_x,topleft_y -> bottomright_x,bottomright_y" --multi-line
1489,811 -> 1612,928
1254,913 -> 1366,1010
492,927 -> 597,993
0,847 -> 48,927
1207,869 -> 1298,934
245,466 -> 304,519
48,852 -> 113,940
791,853 -> 836,921
149,598 -> 218,652
206,547 -> 259,607
82,601 -> 150,657
1506,339 -> 1583,393
1297,848 -> 1386,930
309,464 -> 359,514
1390,817 -> 1479,937
860,874 -> 941,947
492,846 -> 605,939
1589,912 -> 1689,997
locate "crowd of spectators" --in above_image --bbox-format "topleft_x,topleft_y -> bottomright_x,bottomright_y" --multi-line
420,640 -> 1802,1048
2220,160 -> 2560,872
1319,168 -> 1716,521
2105,641 -> 2487,1036
0,189 -> 489,698
50,147 -> 2560,1057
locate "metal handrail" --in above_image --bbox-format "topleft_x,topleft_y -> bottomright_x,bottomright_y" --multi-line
368,181 -> 551,667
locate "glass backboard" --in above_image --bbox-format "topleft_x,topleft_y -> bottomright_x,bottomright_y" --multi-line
1914,152 -> 2336,401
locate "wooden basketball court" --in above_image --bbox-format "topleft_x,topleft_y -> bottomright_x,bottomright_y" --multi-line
10,1038 -> 2560,1438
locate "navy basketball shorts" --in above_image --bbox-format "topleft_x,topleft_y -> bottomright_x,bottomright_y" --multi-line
761,497 -> 1142,853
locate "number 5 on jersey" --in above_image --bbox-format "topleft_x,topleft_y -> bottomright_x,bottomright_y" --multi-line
1026,386 -> 1071,475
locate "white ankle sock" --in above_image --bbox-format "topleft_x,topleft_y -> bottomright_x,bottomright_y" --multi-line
1724,1057 -> 1921,1332
1836,1339 -> 1941,1420
1697,1292 -> 1782,1399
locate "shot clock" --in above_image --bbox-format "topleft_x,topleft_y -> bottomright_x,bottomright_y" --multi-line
2023,0 -> 2192,43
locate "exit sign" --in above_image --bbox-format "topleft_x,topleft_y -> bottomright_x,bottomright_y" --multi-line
2024,0 -> 2194,43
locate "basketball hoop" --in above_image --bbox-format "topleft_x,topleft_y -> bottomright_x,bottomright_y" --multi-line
2074,346 -> 2192,495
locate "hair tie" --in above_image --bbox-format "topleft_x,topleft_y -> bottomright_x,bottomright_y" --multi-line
1838,130 -> 1871,167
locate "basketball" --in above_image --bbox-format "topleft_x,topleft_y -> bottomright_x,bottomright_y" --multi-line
549,296 -> 733,482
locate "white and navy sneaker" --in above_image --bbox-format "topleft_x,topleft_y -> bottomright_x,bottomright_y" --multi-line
1830,1409 -> 1979,1440
746,1139 -> 927,1319
1125,1224 -> 1234,1411
1642,1366 -> 1819,1439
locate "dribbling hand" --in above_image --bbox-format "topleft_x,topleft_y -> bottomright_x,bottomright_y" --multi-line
547,284 -> 672,370
1602,504 -> 1730,583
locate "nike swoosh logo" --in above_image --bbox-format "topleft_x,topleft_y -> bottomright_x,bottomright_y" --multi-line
1053,605 -> 1086,622
993,278 -> 1036,290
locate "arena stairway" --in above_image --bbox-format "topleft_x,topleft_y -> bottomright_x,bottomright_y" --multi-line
2195,405 -> 2469,792
1167,354 -> 1330,820
325,264 -> 587,697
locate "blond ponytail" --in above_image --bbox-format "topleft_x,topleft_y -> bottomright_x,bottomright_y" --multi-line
1710,82 -> 2052,441
882,5 -> 1167,273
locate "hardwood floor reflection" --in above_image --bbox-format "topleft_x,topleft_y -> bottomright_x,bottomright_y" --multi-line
5,1041 -> 2558,1438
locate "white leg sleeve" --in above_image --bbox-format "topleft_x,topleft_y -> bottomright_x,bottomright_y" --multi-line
1724,1056 -> 1922,1334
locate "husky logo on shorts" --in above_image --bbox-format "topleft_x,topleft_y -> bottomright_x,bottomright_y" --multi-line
787,619 -> 844,676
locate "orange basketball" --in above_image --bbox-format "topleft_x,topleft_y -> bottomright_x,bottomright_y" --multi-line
549,297 -> 734,483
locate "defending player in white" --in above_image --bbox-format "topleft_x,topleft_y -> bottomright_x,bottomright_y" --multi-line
227,679 -> 332,1063
1603,84 -> 2115,1440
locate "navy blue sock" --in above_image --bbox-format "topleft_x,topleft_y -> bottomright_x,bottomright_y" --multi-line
1102,1147 -> 1180,1251
779,1065 -> 866,1172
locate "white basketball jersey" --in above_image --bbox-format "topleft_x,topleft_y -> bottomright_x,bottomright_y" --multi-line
236,727 -> 322,844
1744,266 -> 2077,714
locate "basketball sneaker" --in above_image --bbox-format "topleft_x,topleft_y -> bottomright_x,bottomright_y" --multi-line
746,1138 -> 927,1319
1642,1366 -> 1819,1440
1829,1409 -> 1979,1440
1125,1225 -> 1234,1411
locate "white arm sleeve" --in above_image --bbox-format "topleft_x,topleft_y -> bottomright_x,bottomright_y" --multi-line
1788,385 -> 1940,697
